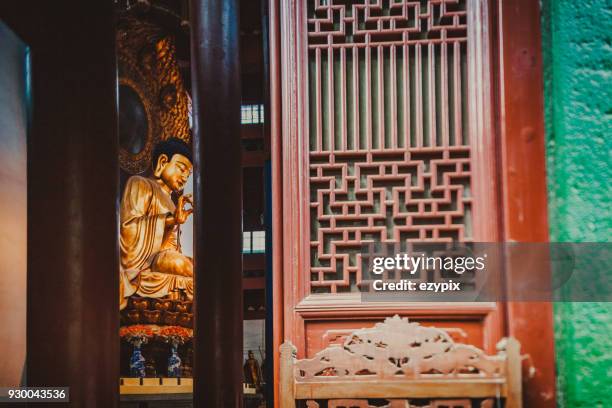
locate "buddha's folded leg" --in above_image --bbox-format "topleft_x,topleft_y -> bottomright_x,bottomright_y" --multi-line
136,270 -> 193,300
151,249 -> 193,277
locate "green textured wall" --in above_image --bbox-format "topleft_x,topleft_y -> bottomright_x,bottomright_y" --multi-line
541,0 -> 612,407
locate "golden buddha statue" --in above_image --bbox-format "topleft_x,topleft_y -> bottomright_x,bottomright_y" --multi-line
243,350 -> 263,391
119,138 -> 194,310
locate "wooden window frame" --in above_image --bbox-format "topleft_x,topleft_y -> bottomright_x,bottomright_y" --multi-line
270,0 -> 555,407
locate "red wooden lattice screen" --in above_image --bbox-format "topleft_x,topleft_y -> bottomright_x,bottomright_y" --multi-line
277,0 -> 501,356
306,0 -> 488,294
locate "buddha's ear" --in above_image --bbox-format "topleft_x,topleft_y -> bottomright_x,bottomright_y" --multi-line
153,154 -> 169,177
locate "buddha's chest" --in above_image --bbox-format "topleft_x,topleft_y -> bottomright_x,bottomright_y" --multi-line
148,182 -> 176,215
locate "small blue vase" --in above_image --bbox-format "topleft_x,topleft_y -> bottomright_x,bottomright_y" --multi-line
167,343 -> 182,378
129,341 -> 146,378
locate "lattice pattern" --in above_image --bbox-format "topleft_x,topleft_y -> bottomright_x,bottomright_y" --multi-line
307,0 -> 467,46
294,316 -> 504,380
307,0 -> 471,293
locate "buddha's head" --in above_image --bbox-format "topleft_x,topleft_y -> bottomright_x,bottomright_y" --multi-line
152,138 -> 193,192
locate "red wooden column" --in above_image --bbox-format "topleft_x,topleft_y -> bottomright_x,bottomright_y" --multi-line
0,1 -> 119,406
189,0 -> 243,406
497,0 -> 557,407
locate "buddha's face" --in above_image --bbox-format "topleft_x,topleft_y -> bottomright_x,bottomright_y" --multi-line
157,153 -> 193,192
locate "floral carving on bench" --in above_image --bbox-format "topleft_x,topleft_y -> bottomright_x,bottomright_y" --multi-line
295,315 -> 504,381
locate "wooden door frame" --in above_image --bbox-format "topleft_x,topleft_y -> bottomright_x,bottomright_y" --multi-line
269,0 -> 556,406
495,0 -> 556,407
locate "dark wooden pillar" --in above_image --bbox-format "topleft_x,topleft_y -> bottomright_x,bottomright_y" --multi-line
189,0 -> 243,406
0,1 -> 119,407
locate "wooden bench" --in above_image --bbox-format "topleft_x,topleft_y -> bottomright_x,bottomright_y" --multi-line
280,316 -> 522,408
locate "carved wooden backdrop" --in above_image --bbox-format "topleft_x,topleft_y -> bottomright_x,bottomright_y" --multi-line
279,0 -> 501,362
117,15 -> 191,175
295,316 -> 505,379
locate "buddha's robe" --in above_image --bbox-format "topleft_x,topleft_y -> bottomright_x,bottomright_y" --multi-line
119,176 -> 193,310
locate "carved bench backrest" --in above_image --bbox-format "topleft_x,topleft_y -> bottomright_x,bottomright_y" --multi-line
280,316 -> 522,408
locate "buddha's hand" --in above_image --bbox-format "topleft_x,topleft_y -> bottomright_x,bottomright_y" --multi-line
174,194 -> 193,224
165,194 -> 193,226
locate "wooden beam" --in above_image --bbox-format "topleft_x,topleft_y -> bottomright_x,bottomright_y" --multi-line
295,380 -> 507,400
242,151 -> 267,167
242,124 -> 265,139
244,253 -> 266,270
244,277 -> 266,290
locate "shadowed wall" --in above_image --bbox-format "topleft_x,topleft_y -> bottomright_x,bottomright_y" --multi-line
0,1 -> 119,405
0,20 -> 27,388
